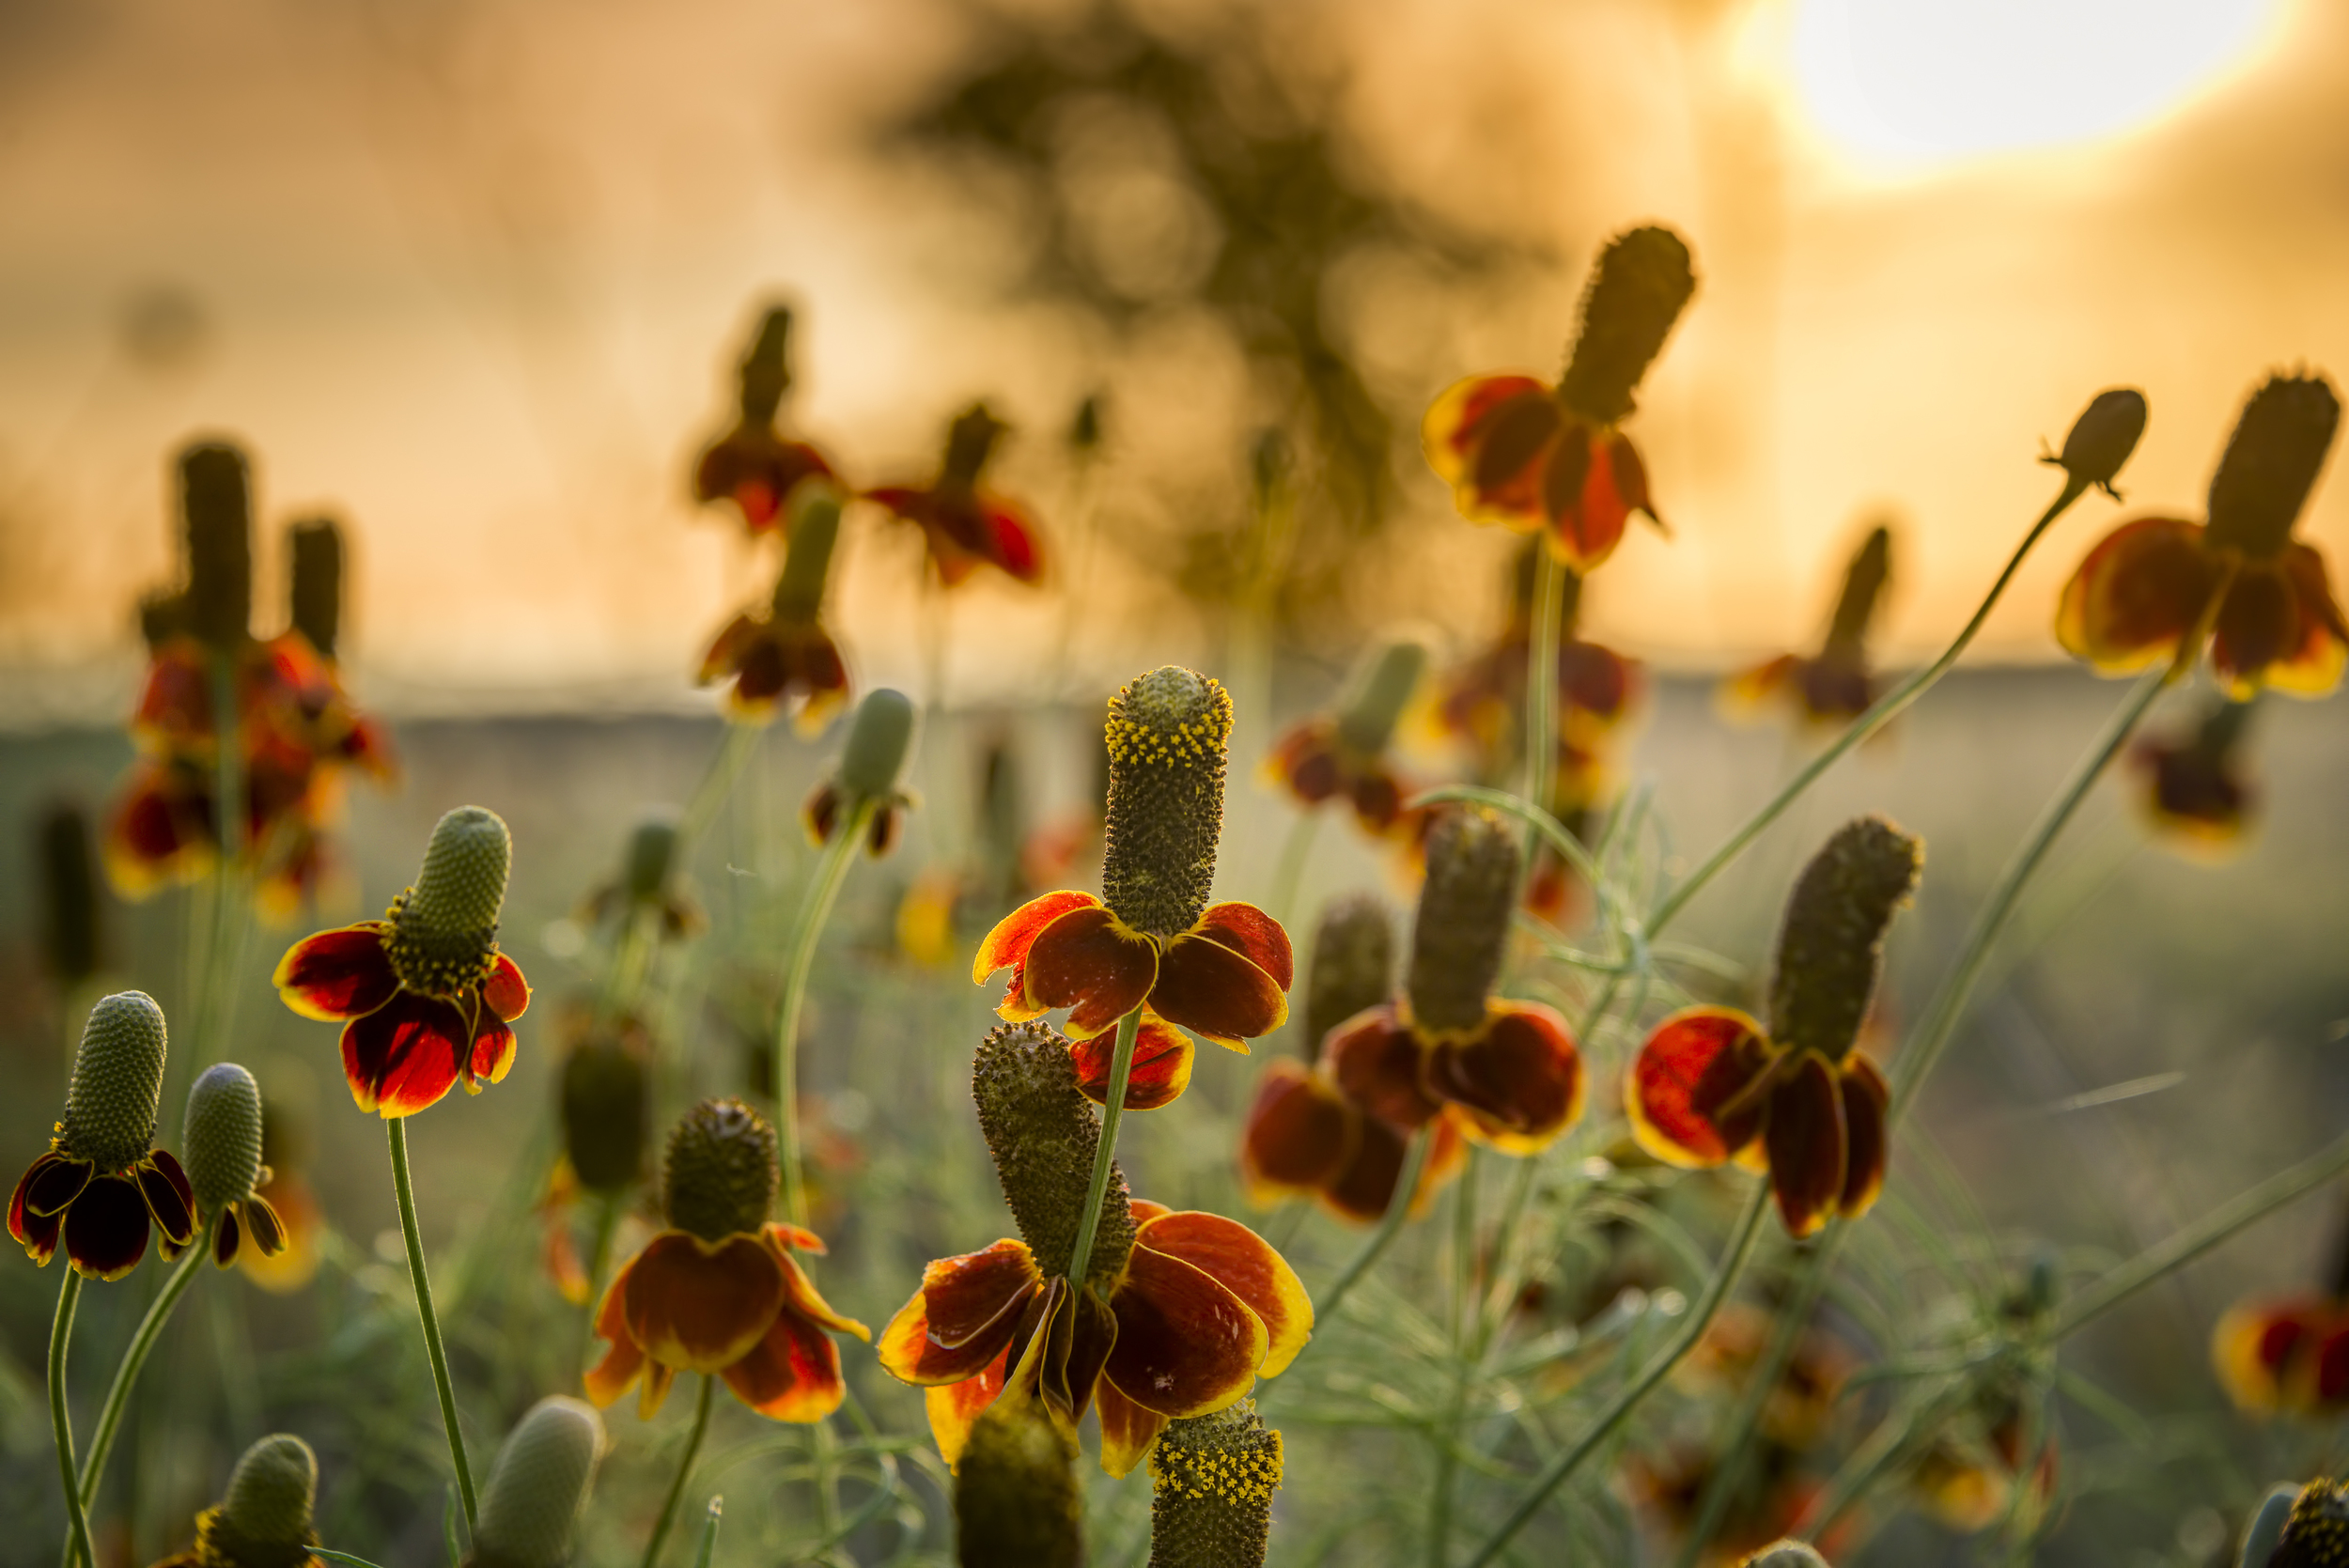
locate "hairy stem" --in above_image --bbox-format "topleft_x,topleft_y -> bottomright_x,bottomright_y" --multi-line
642,1374 -> 716,1568
388,1118 -> 478,1534
774,800 -> 873,1231
1065,1007 -> 1143,1290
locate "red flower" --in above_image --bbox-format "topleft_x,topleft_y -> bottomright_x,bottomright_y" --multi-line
1237,1059 -> 1467,1221
1262,718 -> 1413,838
1723,525 -> 1892,728
975,893 -> 1293,1052
9,1145 -> 195,1281
696,425 -> 835,536
2213,1295 -> 2349,1416
867,404 -> 1045,586
2129,698 -> 2255,853
878,1203 -> 1310,1476
1323,999 -> 1585,1156
697,613 -> 849,731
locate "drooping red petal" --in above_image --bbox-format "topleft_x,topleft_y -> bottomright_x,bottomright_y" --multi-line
879,1240 -> 1040,1385
979,496 -> 1045,584
1266,720 -> 1345,805
139,1151 -> 196,1253
1021,905 -> 1159,1039
468,1008 -> 519,1090
623,1232 -> 788,1373
1325,1007 -> 1442,1130
1134,1210 -> 1312,1379
1425,1001 -> 1584,1155
1105,1247 -> 1269,1419
2260,542 -> 2349,698
2211,562 -> 2300,690
1625,1008 -> 1773,1168
1238,1063 -> 1355,1200
639,1359 -> 678,1420
63,1174 -> 151,1281
340,990 -> 470,1117
1073,1017 -> 1196,1110
1836,1055 -> 1890,1219
1193,903 -> 1295,993
2213,1296 -> 2325,1413
696,612 -> 762,686
21,1153 -> 92,1219
583,1256 -> 648,1408
1150,926 -> 1288,1048
2055,517 -> 2220,674
2308,1320 -> 2349,1409
242,1196 -> 288,1257
1097,1377 -> 1172,1480
924,1344 -> 1008,1469
212,1206 -> 242,1267
12,1199 -> 61,1265
1320,1113 -> 1412,1223
974,890 -> 1101,987
482,953 -> 531,1021
272,924 -> 398,1021
1550,424 -> 1632,571
1423,373 -> 1554,524
1763,1053 -> 1848,1239
722,1293 -> 849,1422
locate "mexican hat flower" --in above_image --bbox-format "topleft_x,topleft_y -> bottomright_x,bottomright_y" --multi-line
2129,696 -> 2257,854
542,1011 -> 651,1303
148,1433 -> 323,1568
577,811 -> 704,942
1241,893 -> 1467,1221
182,1063 -> 288,1268
1627,816 -> 1923,1237
272,805 -> 532,1117
801,687 -> 919,857
1431,550 -> 1641,782
1423,225 -> 1696,570
976,668 -> 1293,1075
1323,806 -> 1585,1154
2058,373 -> 2347,697
1725,524 -> 1893,727
697,485 -> 853,732
692,305 -> 837,536
9,992 -> 195,1280
879,1023 -> 1311,1477
867,402 -> 1046,586
2212,1206 -> 2349,1418
1263,638 -> 1427,840
585,1099 -> 867,1421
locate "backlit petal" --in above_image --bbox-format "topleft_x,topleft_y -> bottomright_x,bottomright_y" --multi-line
924,1345 -> 1008,1470
2055,517 -> 2219,673
1266,720 -> 1344,805
2233,545 -> 2349,698
1150,927 -> 1287,1048
1023,905 -> 1159,1039
879,1241 -> 1039,1384
1074,1017 -> 1196,1110
1626,1008 -> 1773,1168
973,891 -> 1100,983
63,1174 -> 151,1281
1550,425 -> 1631,571
583,1257 -> 647,1408
2211,562 -> 2300,691
212,1206 -> 241,1267
2213,1296 -> 2324,1413
1836,1056 -> 1890,1220
482,953 -> 530,1021
1423,374 -> 1553,519
1106,1247 -> 1269,1418
980,497 -> 1046,584
1135,1211 -> 1312,1379
468,1012 -> 518,1089
1097,1378 -> 1171,1480
623,1232 -> 787,1373
1426,1001 -> 1584,1155
775,1247 -> 869,1343
1325,1007 -> 1441,1130
1238,1063 -> 1354,1201
23,1153 -> 92,1219
273,924 -> 398,1021
341,991 -> 469,1118
722,1296 -> 848,1422
1764,1053 -> 1847,1239
1194,904 -> 1296,993
139,1150 -> 196,1251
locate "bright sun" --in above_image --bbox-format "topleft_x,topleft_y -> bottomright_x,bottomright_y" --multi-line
1788,0 -> 2284,170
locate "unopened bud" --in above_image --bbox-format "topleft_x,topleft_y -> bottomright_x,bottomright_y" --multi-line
2207,374 -> 2341,560
620,813 -> 681,908
955,1393 -> 1083,1568
2046,387 -> 2148,498
184,1063 -> 265,1217
738,306 -> 794,427
1146,1403 -> 1283,1568
942,403 -> 1008,490
201,1433 -> 319,1568
771,485 -> 844,621
561,1030 -> 648,1195
180,442 -> 254,649
287,518 -> 344,659
1100,667 -> 1234,938
1823,526 -> 1891,657
39,801 -> 102,987
1767,817 -> 1922,1064
972,1022 -> 1134,1289
471,1397 -> 605,1568
838,689 -> 916,801
63,991 -> 167,1173
1301,893 -> 1392,1066
2266,1479 -> 2349,1568
1333,640 -> 1427,756
1407,807 -> 1520,1037
662,1098 -> 776,1243
1558,225 -> 1697,426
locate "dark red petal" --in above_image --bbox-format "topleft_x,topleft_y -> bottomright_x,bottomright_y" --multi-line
2212,563 -> 2299,687
1022,906 -> 1159,1039
1150,928 -> 1288,1048
482,953 -> 531,1021
1238,1063 -> 1355,1198
1836,1056 -> 1890,1219
974,891 -> 1102,982
1474,395 -> 1565,511
1626,1008 -> 1773,1167
1426,1002 -> 1584,1154
2055,516 -> 2218,672
341,991 -> 468,1118
212,1206 -> 241,1267
1268,721 -> 1345,805
1105,1247 -> 1268,1418
924,1240 -> 1045,1351
696,612 -> 761,685
722,1295 -> 849,1421
1764,1053 -> 1848,1239
1097,1377 -> 1171,1480
1134,1210 -> 1312,1378
1073,1017 -> 1195,1110
980,497 -> 1045,583
243,1196 -> 288,1256
1193,904 -> 1295,993
624,1232 -> 789,1372
23,1153 -> 93,1219
583,1257 -> 649,1409
468,1011 -> 519,1091
273,924 -> 398,1021
1326,1007 -> 1441,1129
139,1151 -> 196,1251
63,1174 -> 151,1281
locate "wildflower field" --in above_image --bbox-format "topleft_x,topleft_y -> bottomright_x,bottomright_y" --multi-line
4,4 -> 2349,1566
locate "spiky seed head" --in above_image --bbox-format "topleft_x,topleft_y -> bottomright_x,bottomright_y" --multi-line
662,1098 -> 776,1243
561,1032 -> 649,1195
2268,1480 -> 2349,1568
287,518 -> 344,659
972,1022 -> 1135,1290
1823,526 -> 1892,657
2207,374 -> 2341,560
386,807 -> 509,997
838,688 -> 915,802
184,1063 -> 266,1217
1099,667 -> 1234,938
1558,225 -> 1697,426
179,440 -> 254,649
942,403 -> 1009,489
1333,639 -> 1428,756
1407,807 -> 1521,1037
1735,1545 -> 1829,1568
954,1394 -> 1083,1568
1767,817 -> 1922,1064
39,801 -> 102,986
1146,1403 -> 1283,1568
62,991 -> 167,1173
738,305 -> 794,427
2048,388 -> 2148,496
770,485 -> 845,621
470,1397 -> 605,1568
2244,1483 -> 2305,1568
1302,893 -> 1393,1067
620,812 -> 681,907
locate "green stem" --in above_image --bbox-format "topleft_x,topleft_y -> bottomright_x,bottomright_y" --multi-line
387,1118 -> 478,1535
1065,1008 -> 1143,1290
691,1496 -> 723,1568
199,651 -> 245,1067
642,1374 -> 716,1568
1462,1181 -> 1770,1568
677,722 -> 760,858
1524,551 -> 1564,824
1646,478 -> 2087,939
75,1246 -> 203,1528
1309,1125 -> 1437,1328
774,799 -> 873,1231
49,1271 -> 93,1568
1427,1162 -> 1481,1568
1799,1382 -> 1962,1543
573,1191 -> 624,1381
1266,810 -> 1322,929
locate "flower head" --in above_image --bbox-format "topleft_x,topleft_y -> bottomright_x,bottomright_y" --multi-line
2059,373 -> 2346,697
1725,524 -> 1892,727
693,305 -> 836,536
183,1063 -> 288,1269
2130,696 -> 2258,854
2212,1203 -> 2349,1419
9,991 -> 195,1280
1627,816 -> 1922,1236
977,669 -> 1294,1079
585,1099 -> 868,1421
1264,639 -> 1427,839
801,687 -> 918,857
1423,225 -> 1696,569
148,1433 -> 321,1568
698,486 -> 853,731
272,805 -> 532,1117
579,810 -> 704,940
867,402 -> 1046,586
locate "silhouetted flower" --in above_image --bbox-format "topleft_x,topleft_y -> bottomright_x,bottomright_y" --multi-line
867,403 -> 1045,585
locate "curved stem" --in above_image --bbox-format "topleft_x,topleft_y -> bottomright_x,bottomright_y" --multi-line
1064,1008 -> 1143,1290
642,1374 -> 716,1568
75,1245 -> 204,1524
774,800 -> 873,1231
1647,479 -> 2087,939
1524,551 -> 1564,826
1312,1124 -> 1437,1328
49,1271 -> 92,1568
388,1118 -> 477,1535
1462,1181 -> 1770,1568
677,722 -> 759,856
197,652 -> 246,1068
1266,810 -> 1322,929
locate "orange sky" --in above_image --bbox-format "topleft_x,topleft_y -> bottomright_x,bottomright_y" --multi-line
0,0 -> 2342,715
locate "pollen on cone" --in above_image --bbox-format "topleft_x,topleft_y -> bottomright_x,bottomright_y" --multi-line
407,806 -> 512,942
1766,817 -> 1922,1064
1100,666 -> 1234,938
471,1397 -> 606,1568
839,688 -> 916,801
184,1063 -> 266,1216
63,990 -> 168,1173
661,1098 -> 777,1243
1146,1402 -> 1283,1568
972,1021 -> 1135,1289
2269,1479 -> 2349,1568
953,1394 -> 1083,1568
215,1434 -> 319,1558
1406,806 -> 1520,1036
1301,893 -> 1392,1066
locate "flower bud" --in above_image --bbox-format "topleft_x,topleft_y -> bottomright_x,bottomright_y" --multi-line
2266,1479 -> 2349,1568
1332,639 -> 1427,756
387,807 -> 510,996
63,991 -> 167,1173
2045,387 -> 2147,498
620,813 -> 681,908
1558,225 -> 1697,426
737,305 -> 794,427
185,1063 -> 266,1218
1100,667 -> 1234,939
199,1433 -> 319,1568
180,441 -> 254,649
839,689 -> 916,803
1406,806 -> 1520,1037
1822,525 -> 1891,657
2242,1483 -> 2301,1568
954,1393 -> 1083,1568
39,800 -> 102,987
2206,374 -> 2341,560
1301,893 -> 1392,1066
561,1028 -> 648,1195
1146,1403 -> 1283,1568
661,1098 -> 777,1243
972,1021 -> 1135,1290
942,403 -> 1008,490
1766,816 -> 1922,1064
1735,1545 -> 1828,1568
287,518 -> 344,660
770,485 -> 844,622
470,1397 -> 605,1568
